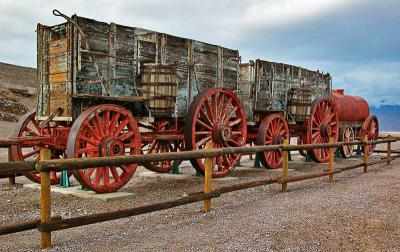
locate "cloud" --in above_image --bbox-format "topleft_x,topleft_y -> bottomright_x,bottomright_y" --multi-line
240,0 -> 354,29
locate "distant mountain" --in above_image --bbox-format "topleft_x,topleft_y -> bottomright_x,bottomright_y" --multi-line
0,62 -> 36,88
370,105 -> 400,132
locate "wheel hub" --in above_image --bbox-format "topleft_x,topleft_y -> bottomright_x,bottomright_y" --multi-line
272,135 -> 285,145
212,123 -> 231,143
320,123 -> 331,138
99,136 -> 124,156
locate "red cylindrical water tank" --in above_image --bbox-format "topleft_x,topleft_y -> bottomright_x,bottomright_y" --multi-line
331,89 -> 370,122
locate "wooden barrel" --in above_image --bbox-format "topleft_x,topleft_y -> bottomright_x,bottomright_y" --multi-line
287,87 -> 311,121
141,64 -> 177,116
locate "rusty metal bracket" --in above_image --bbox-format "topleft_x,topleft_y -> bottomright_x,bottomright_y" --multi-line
39,108 -> 63,128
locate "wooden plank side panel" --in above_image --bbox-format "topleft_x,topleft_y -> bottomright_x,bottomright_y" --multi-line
67,16 -> 241,118
49,83 -> 69,113
222,48 -> 239,91
163,34 -> 189,117
75,18 -> 110,96
49,54 -> 68,75
49,39 -> 68,55
48,23 -> 72,117
37,23 -> 72,118
37,24 -> 49,117
193,41 -> 218,93
238,63 -> 255,122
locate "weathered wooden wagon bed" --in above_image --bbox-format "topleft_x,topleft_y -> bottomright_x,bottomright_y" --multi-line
9,10 -> 379,193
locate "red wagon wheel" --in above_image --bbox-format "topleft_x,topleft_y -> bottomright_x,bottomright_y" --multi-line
307,98 -> 339,163
66,104 -> 141,193
338,125 -> 354,158
184,88 -> 247,177
10,111 -> 67,184
297,133 -> 307,157
257,114 -> 290,169
142,120 -> 184,173
360,115 -> 379,155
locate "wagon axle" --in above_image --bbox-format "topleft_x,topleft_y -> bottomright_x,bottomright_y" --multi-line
212,123 -> 231,143
99,136 -> 125,156
320,123 -> 332,138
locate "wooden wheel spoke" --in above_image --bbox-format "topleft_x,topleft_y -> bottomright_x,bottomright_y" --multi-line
78,147 -> 98,154
94,168 -> 102,185
229,118 -> 242,127
113,118 -> 129,137
110,167 -> 120,181
22,148 -> 41,159
228,138 -> 241,147
78,136 -> 99,146
204,99 -> 215,123
217,93 -> 225,117
196,118 -> 212,130
200,108 -> 213,126
222,106 -> 238,123
119,131 -> 134,141
148,141 -> 157,153
212,94 -> 218,121
85,168 -> 95,178
195,131 -> 212,136
103,110 -> 110,135
84,122 -> 99,139
154,141 -> 161,153
24,127 -> 39,136
109,112 -> 120,133
103,167 -> 110,186
220,97 -> 232,119
196,136 -> 212,148
94,112 -> 105,137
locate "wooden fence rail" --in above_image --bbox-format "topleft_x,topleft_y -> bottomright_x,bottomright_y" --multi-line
0,137 -> 397,175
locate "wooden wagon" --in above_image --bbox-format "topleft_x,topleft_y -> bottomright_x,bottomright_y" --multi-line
10,10 -> 377,193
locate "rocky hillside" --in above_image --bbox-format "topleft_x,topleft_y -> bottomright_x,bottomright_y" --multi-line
0,62 -> 36,122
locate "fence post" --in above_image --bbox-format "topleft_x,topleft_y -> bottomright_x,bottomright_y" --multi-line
38,148 -> 52,249
387,136 -> 391,165
8,147 -> 16,185
281,139 -> 289,192
253,153 -> 261,168
328,137 -> 334,182
203,141 -> 213,212
363,135 -> 368,173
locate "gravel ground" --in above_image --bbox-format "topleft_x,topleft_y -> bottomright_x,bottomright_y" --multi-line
1,145 -> 399,252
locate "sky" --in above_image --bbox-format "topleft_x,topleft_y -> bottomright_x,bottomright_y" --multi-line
0,0 -> 399,107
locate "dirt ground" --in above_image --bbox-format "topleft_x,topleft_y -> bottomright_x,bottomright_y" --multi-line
1,143 -> 399,251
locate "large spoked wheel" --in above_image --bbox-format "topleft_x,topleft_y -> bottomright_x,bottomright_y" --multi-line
297,133 -> 307,157
142,120 -> 183,173
10,111 -> 67,184
338,125 -> 354,158
184,88 -> 247,178
360,115 -> 379,155
66,104 -> 141,193
307,98 -> 339,163
257,114 -> 290,169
